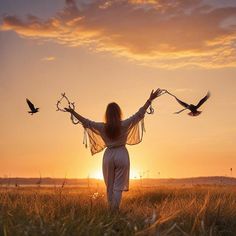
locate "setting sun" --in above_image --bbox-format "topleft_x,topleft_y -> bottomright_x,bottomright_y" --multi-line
90,171 -> 103,180
130,169 -> 141,179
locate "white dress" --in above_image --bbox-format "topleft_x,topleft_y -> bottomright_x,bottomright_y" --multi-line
76,104 -> 148,191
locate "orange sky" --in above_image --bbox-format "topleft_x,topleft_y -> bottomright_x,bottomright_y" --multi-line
0,0 -> 236,179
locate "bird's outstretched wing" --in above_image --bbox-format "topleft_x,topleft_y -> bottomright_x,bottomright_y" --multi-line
166,91 -> 189,108
196,92 -> 210,109
174,97 -> 189,108
26,98 -> 36,111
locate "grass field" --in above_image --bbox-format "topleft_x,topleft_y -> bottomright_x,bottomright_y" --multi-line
1,185 -> 236,236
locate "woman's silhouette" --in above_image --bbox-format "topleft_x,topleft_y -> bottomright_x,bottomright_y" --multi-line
65,89 -> 162,210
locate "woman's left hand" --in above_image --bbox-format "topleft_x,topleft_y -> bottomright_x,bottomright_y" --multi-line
149,88 -> 162,101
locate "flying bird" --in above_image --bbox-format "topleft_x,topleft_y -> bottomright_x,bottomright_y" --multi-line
26,98 -> 39,115
166,91 -> 210,116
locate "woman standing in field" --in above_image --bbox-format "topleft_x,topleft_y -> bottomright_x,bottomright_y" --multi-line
65,89 -> 162,210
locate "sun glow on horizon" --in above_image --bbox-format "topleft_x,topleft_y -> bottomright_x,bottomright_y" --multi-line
130,169 -> 140,179
89,169 -> 141,180
90,171 -> 103,180
0,0 -> 236,180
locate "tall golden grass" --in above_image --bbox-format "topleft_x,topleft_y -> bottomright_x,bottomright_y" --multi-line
1,186 -> 236,235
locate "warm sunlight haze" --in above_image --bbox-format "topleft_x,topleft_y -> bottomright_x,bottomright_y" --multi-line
0,0 -> 236,179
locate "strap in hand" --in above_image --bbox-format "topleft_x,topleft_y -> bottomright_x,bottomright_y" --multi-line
56,92 -> 81,124
146,89 -> 168,115
146,104 -> 154,114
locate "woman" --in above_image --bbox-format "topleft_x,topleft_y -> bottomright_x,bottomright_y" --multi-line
65,89 -> 162,210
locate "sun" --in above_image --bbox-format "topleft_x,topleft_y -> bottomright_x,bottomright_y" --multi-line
90,169 -> 140,180
90,170 -> 103,180
130,169 -> 140,179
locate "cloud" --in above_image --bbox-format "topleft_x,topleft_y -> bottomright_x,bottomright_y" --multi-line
174,88 -> 193,93
1,0 -> 236,69
41,56 -> 56,61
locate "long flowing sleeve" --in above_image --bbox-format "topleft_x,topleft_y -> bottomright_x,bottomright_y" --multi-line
123,100 -> 151,129
69,99 -> 152,155
85,123 -> 106,155
70,110 -> 106,155
123,100 -> 152,146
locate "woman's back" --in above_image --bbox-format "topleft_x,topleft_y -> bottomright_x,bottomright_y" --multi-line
91,104 -> 147,149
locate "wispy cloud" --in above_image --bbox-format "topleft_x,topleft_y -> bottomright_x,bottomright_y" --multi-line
41,56 -> 56,62
174,88 -> 193,93
1,0 -> 236,69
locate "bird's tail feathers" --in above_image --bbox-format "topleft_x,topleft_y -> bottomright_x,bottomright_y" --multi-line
174,108 -> 187,114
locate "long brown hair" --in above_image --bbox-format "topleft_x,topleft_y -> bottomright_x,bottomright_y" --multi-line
105,102 -> 122,140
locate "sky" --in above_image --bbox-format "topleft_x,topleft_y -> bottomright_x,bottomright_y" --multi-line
0,0 -> 236,179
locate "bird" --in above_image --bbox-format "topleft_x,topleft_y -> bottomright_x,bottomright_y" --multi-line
166,91 -> 210,116
26,98 -> 39,115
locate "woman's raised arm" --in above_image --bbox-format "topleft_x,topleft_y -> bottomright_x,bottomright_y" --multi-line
123,89 -> 162,128
65,108 -> 103,130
